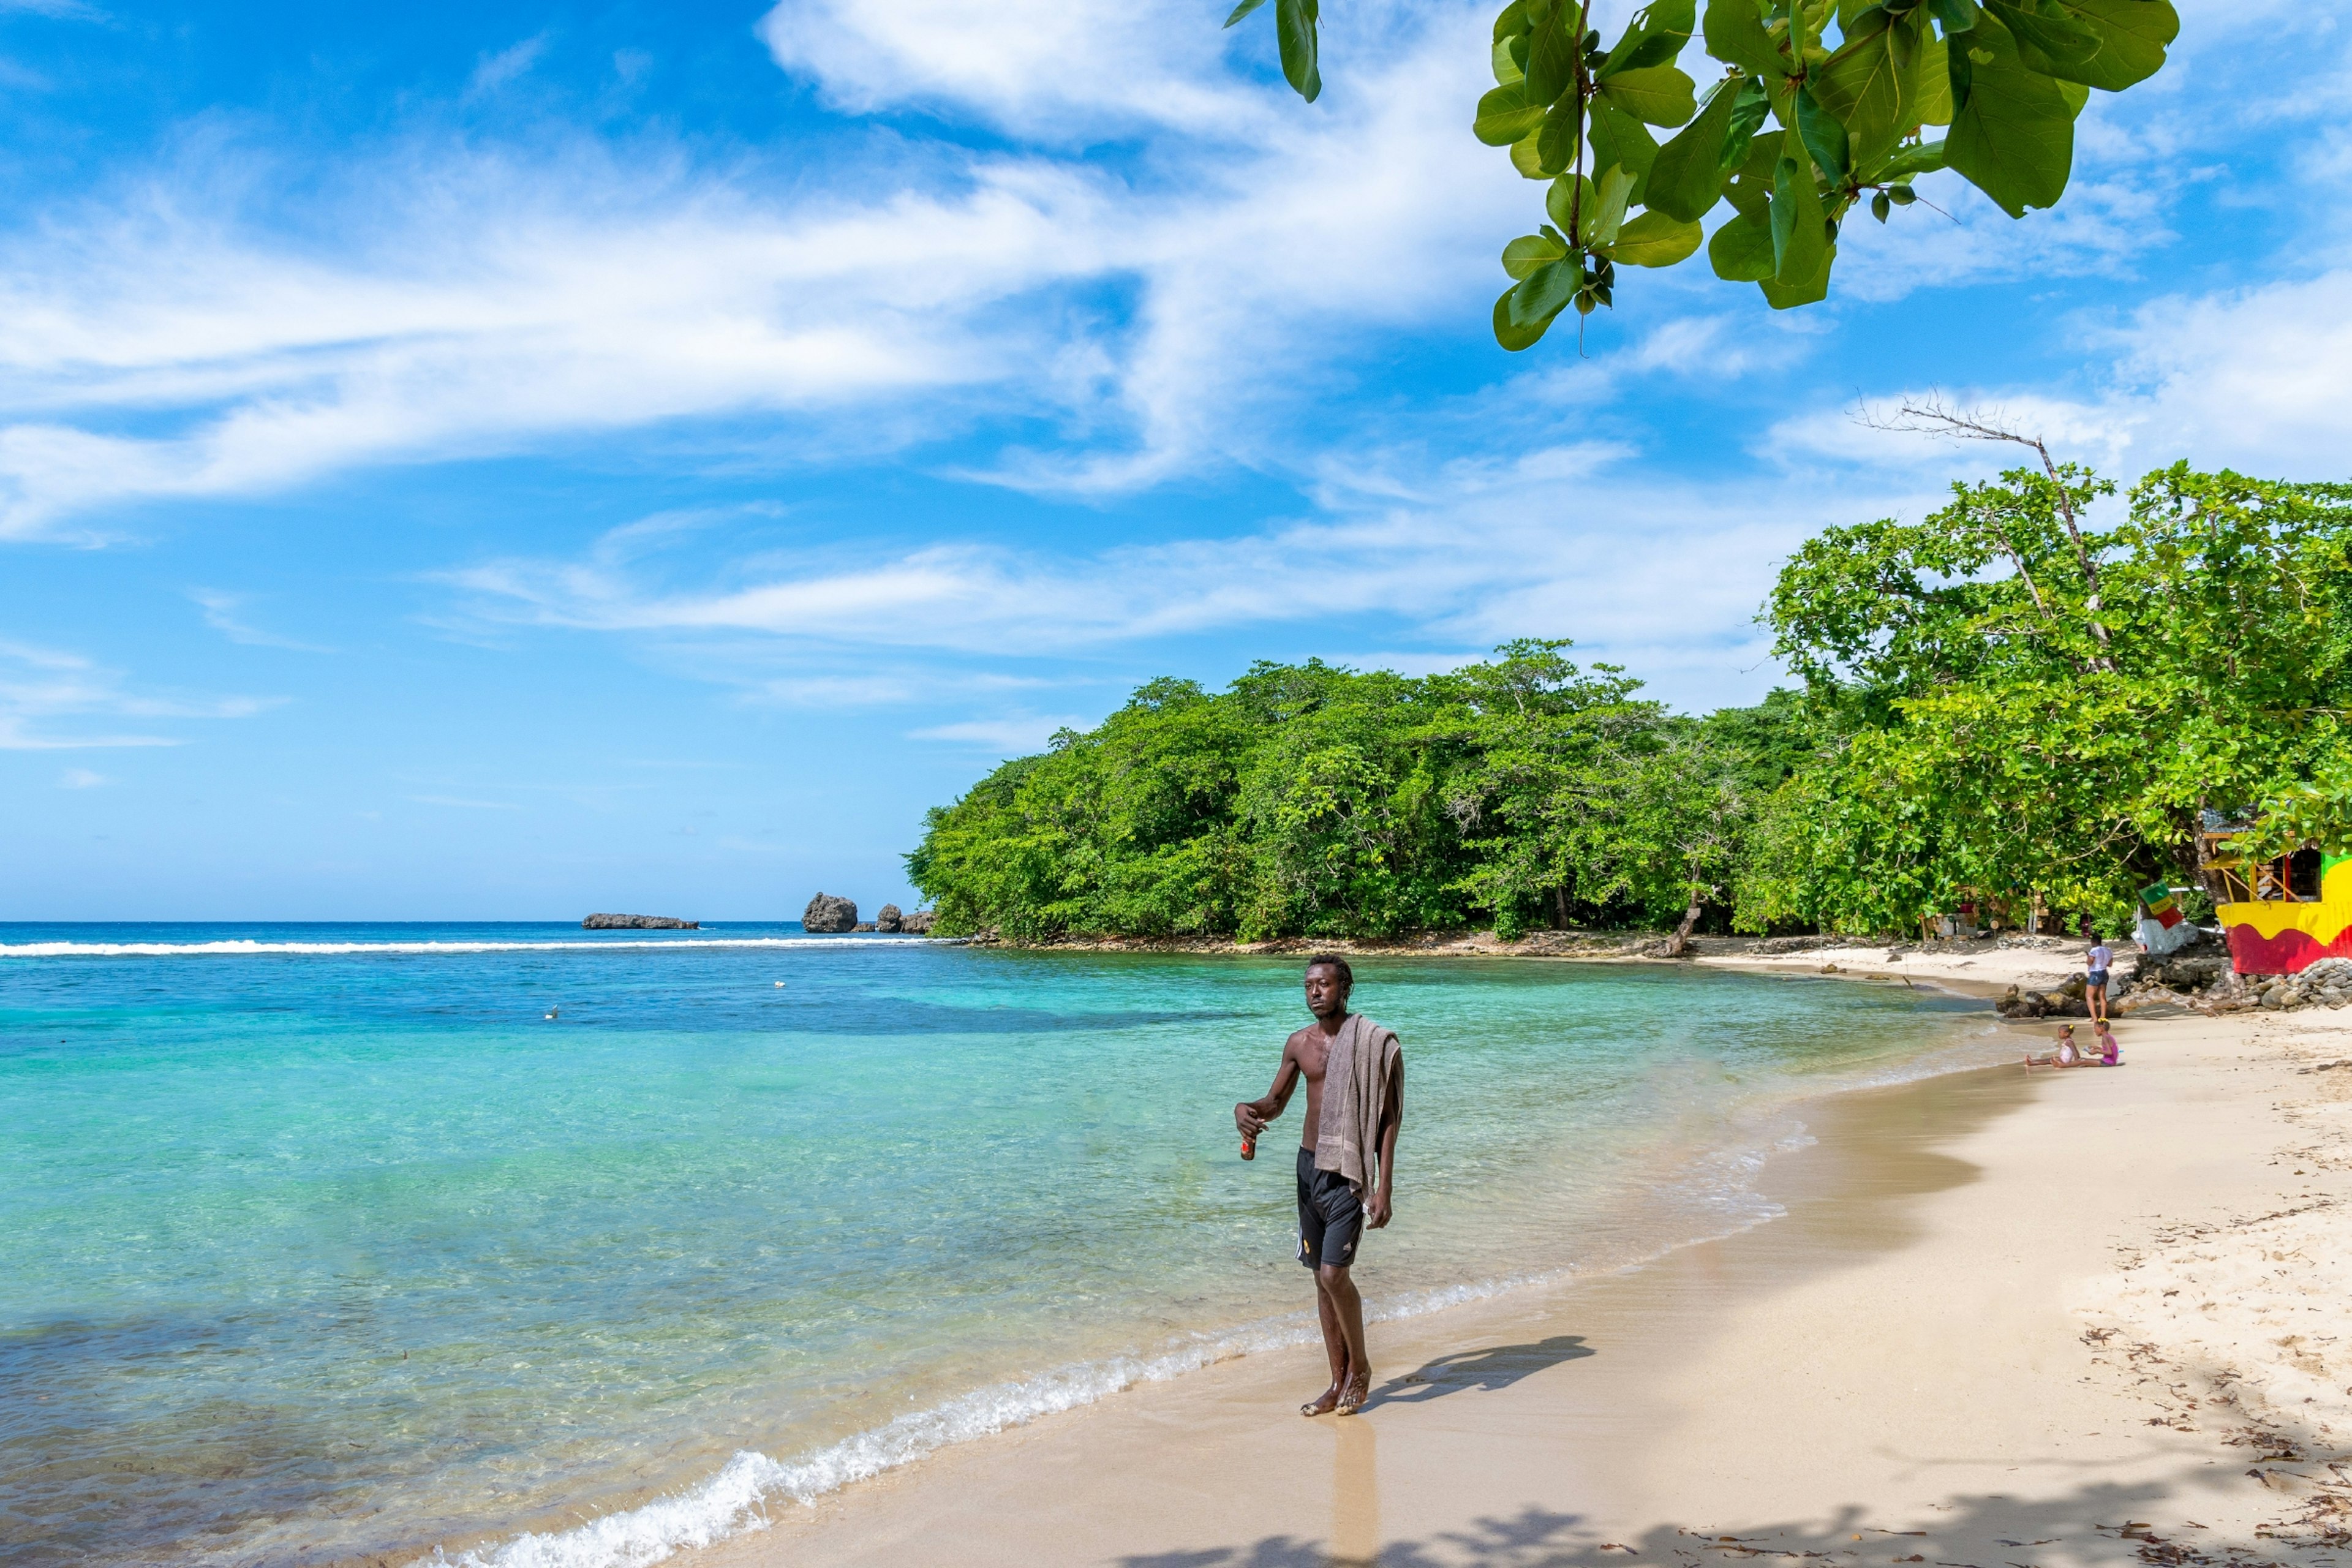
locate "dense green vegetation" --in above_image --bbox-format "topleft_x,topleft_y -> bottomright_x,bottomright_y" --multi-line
907,461 -> 2352,941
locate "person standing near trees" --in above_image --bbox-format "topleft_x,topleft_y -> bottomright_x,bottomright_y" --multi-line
1234,956 -> 1403,1419
2085,933 -> 2115,1024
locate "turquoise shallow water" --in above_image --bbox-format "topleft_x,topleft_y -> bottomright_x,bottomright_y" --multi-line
0,924 -> 1999,1568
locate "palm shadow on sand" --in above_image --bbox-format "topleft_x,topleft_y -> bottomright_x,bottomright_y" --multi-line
1112,1477 -> 2258,1568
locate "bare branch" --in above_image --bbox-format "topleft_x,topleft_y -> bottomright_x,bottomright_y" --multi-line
1855,393 -> 2118,673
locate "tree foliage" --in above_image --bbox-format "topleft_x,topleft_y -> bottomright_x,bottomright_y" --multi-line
911,461 -> 2352,942
1754,459 -> 2352,931
1226,0 -> 2179,344
908,643 -> 1780,941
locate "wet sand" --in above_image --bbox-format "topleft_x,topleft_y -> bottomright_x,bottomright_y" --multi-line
693,1005 -> 2352,1568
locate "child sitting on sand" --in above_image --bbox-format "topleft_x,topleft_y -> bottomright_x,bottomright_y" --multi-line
2025,1024 -> 2086,1069
2023,1023 -> 2120,1069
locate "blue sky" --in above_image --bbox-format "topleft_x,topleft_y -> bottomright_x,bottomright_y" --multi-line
1,0 -> 2345,920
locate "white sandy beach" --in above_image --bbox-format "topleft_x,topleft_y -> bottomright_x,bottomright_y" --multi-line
684,993 -> 2352,1568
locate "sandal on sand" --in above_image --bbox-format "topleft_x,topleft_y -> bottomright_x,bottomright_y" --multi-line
1335,1373 -> 1370,1416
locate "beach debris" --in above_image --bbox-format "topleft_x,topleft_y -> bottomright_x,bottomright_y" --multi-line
802,892 -> 858,933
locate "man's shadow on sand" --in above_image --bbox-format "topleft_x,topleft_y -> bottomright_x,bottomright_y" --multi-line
1363,1335 -> 1595,1409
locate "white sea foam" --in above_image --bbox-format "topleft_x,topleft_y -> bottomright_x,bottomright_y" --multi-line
0,937 -> 930,959
417,1012 -> 2023,1568
425,1224 -> 1790,1568
431,1317 -> 1322,1568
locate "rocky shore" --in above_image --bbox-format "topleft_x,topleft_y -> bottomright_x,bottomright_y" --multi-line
952,922 -> 2351,1017
581,913 -> 698,929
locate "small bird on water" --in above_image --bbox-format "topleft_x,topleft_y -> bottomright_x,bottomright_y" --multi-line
545,1008 -> 559,1020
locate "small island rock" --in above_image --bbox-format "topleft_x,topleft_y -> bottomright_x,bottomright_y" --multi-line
582,913 -> 699,930
802,892 -> 858,933
875,904 -> 904,933
902,908 -> 936,935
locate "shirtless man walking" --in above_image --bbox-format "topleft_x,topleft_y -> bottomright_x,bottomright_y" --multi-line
1234,955 -> 1403,1417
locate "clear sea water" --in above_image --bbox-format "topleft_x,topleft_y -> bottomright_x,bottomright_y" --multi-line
0,923 -> 2002,1568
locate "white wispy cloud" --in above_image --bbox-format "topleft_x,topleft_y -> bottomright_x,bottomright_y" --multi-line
189,589 -> 336,652
908,714 -> 1091,754
440,435 -> 1913,713
435,238 -> 2352,721
1773,270 -> 2352,488
469,34 -> 548,96
0,0 -> 2290,537
57,766 -> 110,787
0,639 -> 276,749
0,0 -> 107,20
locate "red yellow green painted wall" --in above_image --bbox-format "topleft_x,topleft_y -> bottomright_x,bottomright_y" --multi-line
2217,853 -> 2352,974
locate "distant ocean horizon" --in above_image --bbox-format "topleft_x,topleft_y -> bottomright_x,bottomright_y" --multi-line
2,923 -> 2008,1568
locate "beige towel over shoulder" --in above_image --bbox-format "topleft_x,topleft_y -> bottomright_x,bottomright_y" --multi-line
1314,1012 -> 1401,1197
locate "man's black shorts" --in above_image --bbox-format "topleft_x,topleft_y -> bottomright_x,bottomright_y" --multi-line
1296,1145 -> 1363,1270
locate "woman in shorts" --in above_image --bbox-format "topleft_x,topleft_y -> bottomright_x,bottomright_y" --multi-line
2084,935 -> 2114,1023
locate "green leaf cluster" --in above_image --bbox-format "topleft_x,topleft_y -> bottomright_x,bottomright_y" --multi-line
1229,0 -> 2179,340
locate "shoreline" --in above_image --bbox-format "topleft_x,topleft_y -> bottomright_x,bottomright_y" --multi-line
407,973 -> 2016,1568
670,1001 -> 2351,1568
959,926 -> 2106,986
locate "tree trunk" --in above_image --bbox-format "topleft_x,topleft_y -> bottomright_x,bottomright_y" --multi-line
1660,902 -> 1703,959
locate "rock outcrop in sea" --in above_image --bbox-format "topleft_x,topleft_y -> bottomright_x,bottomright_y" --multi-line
875,904 -> 903,932
802,893 -> 858,933
582,914 -> 699,929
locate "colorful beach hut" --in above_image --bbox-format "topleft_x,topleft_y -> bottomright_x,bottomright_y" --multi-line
2201,816 -> 2352,974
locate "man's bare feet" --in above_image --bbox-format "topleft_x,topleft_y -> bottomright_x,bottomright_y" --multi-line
1300,1379 -> 1344,1417
1335,1369 -> 1371,1415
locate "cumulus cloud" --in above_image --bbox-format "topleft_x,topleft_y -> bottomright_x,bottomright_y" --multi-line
758,0 -> 1276,138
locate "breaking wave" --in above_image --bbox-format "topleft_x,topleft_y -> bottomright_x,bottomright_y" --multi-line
0,937 -> 930,959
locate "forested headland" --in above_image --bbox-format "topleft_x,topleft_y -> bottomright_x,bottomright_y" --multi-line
908,461 -> 2352,943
